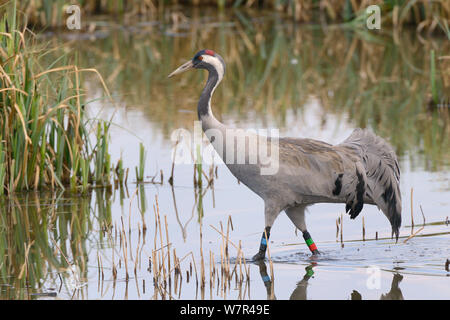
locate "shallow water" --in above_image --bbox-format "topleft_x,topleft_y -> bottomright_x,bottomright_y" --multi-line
1,8 -> 449,299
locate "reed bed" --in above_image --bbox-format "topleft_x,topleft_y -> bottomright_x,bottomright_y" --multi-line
17,0 -> 450,35
0,3 -> 118,194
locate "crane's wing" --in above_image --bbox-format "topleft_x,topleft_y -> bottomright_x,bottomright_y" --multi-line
277,137 -> 369,220
338,129 -> 402,240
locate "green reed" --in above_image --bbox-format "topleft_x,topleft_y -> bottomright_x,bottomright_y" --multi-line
94,122 -> 113,187
135,142 -> 146,182
430,50 -> 438,105
0,2 -> 114,194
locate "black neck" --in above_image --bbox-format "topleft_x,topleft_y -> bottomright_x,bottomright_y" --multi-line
197,66 -> 219,120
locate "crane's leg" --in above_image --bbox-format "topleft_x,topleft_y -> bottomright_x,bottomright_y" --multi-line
285,205 -> 320,255
252,202 -> 281,261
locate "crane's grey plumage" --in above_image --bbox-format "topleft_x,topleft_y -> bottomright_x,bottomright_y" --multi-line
169,50 -> 402,260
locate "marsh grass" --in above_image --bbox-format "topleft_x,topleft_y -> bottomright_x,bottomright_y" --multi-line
0,3 -> 115,194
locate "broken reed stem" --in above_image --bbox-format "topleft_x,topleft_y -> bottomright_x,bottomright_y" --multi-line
419,205 -> 426,225
404,205 -> 427,243
403,226 -> 424,243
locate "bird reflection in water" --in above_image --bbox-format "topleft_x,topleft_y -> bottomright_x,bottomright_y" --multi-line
255,260 -> 404,300
255,260 -> 316,300
351,273 -> 404,300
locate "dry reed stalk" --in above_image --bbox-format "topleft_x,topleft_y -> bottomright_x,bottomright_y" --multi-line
99,254 -> 104,282
134,242 -> 140,278
209,250 -> 213,293
154,196 -> 168,289
209,224 -> 250,280
137,223 -> 143,270
120,217 -> 129,281
152,249 -> 157,286
164,215 -> 171,281
153,203 -> 158,252
219,222 -> 227,283
133,272 -> 140,299
238,240 -> 244,283
243,265 -> 251,300
362,216 -> 366,241
188,252 -> 199,288
97,252 -> 101,288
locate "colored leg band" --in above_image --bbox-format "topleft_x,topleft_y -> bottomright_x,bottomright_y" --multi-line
303,231 -> 318,253
258,228 -> 271,252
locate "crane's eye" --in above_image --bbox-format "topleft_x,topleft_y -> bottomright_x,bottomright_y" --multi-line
198,56 -> 203,61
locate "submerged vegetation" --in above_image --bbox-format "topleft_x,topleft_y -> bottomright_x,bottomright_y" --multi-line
0,3 -> 116,194
0,191 -> 94,299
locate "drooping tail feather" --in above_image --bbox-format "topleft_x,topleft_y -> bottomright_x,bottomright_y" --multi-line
340,129 -> 402,240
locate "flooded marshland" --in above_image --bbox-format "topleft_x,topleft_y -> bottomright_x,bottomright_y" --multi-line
1,8 -> 449,300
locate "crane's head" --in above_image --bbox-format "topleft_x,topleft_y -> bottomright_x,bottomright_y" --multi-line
168,49 -> 225,79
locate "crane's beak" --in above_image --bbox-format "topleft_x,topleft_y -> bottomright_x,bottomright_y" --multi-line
168,60 -> 194,78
